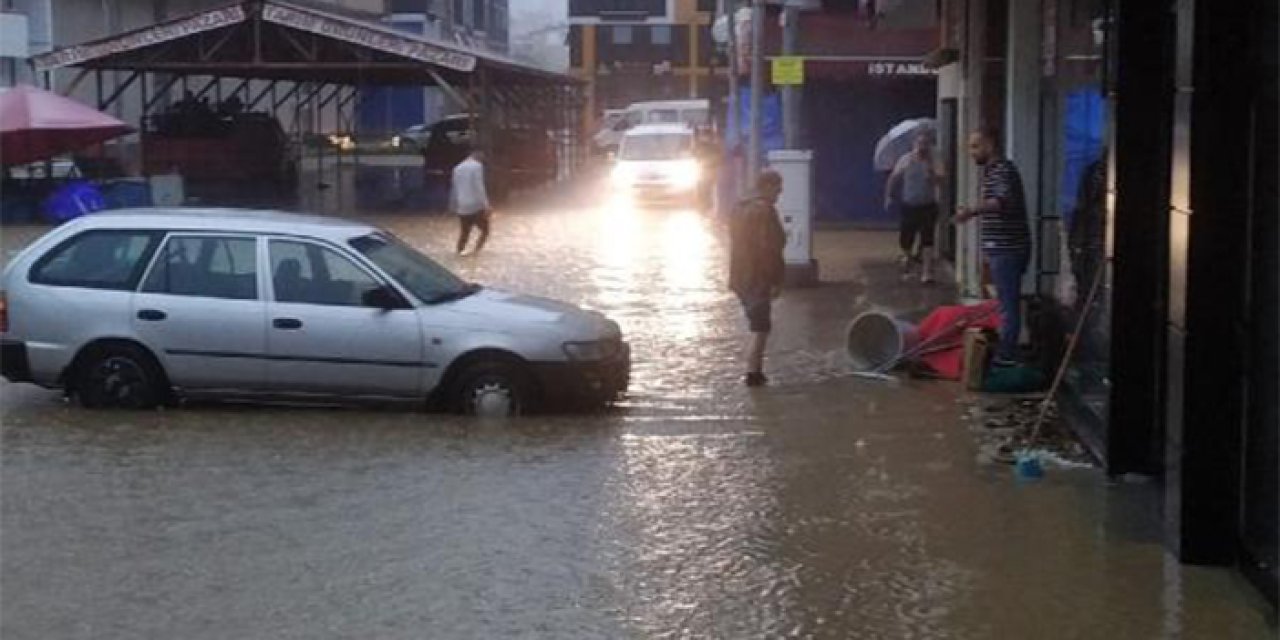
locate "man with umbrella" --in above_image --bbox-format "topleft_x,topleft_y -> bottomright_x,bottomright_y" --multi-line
884,129 -> 944,283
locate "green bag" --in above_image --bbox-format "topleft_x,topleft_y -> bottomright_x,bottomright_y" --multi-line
982,365 -> 1047,393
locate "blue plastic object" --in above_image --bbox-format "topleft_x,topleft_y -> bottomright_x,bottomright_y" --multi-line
43,181 -> 106,224
1015,454 -> 1045,479
100,180 -> 153,209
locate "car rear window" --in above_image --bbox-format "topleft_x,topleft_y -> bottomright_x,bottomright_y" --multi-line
29,230 -> 162,291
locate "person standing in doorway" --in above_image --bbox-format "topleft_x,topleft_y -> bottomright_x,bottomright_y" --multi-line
451,147 -> 491,255
885,131 -> 944,283
954,128 -> 1032,366
729,170 -> 787,387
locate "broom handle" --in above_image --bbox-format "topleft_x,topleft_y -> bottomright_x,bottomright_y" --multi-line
1029,263 -> 1108,444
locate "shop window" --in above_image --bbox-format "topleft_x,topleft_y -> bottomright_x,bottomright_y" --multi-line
651,25 -> 672,46
613,25 -> 633,45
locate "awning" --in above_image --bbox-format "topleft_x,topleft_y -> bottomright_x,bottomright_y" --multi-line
31,0 -> 576,87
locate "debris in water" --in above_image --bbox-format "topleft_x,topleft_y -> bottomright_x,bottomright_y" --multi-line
961,396 -> 1094,469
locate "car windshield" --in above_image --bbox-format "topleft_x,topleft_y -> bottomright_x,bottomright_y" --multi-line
619,133 -> 693,161
348,234 -> 476,304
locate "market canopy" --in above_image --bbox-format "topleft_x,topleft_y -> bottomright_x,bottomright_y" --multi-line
30,0 -> 577,89
0,85 -> 130,166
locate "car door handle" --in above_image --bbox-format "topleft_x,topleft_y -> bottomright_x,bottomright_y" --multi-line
137,309 -> 167,321
272,318 -> 304,330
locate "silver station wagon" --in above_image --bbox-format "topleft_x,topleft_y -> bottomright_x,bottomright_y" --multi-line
0,209 -> 630,415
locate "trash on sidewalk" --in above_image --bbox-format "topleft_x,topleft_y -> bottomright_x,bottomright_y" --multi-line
960,396 -> 1095,470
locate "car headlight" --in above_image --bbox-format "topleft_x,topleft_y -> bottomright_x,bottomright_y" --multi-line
670,160 -> 701,189
611,164 -> 634,187
563,339 -> 620,361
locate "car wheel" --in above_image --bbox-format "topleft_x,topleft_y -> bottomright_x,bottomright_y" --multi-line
75,344 -> 167,410
453,361 -> 535,417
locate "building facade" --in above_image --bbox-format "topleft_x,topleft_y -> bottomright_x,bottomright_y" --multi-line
567,0 -> 720,131
932,0 -> 1277,604
388,0 -> 508,54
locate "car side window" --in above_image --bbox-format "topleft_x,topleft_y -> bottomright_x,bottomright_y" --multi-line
30,230 -> 161,291
142,236 -> 258,300
270,240 -> 382,307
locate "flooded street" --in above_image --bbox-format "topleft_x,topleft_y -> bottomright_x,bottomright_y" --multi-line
1,177 -> 1272,639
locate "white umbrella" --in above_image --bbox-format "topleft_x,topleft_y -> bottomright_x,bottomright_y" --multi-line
873,117 -> 936,172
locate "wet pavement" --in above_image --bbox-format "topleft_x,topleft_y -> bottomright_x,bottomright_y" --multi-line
2,173 -> 1274,638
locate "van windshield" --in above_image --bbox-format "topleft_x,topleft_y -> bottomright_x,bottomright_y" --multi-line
648,109 -> 680,124
619,133 -> 693,161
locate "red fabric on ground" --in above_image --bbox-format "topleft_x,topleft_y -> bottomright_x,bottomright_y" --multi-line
913,301 -> 1000,380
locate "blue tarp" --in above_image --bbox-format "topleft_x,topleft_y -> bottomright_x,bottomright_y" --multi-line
1060,88 -> 1107,228
723,88 -> 785,160
44,181 -> 106,224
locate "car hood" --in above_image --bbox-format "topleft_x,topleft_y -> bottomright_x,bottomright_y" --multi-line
436,288 -> 619,339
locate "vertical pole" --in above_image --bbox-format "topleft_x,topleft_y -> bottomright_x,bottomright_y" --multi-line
724,0 -> 740,198
782,4 -> 799,149
747,0 -> 764,181
689,23 -> 700,99
140,73 -> 148,178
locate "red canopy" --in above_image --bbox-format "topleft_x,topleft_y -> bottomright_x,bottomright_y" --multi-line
0,85 -> 130,166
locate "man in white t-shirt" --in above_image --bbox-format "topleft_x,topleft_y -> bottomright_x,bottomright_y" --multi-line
451,147 -> 491,255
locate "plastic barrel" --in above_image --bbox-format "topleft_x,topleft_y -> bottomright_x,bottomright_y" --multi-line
845,311 -> 920,372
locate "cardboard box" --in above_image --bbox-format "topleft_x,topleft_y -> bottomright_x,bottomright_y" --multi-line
962,327 -> 992,391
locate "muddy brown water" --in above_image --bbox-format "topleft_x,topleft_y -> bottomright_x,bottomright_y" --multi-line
2,182 -> 1272,638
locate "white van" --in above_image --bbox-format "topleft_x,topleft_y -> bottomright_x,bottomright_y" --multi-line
610,124 -> 708,207
593,100 -> 711,155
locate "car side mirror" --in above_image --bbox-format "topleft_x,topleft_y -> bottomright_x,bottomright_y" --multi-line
362,286 -> 401,310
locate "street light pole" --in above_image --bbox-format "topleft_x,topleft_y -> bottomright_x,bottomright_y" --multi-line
722,0 -> 740,196
747,0 -> 764,181
782,4 -> 800,148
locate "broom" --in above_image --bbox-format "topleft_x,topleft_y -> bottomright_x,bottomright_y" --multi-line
1026,261 -> 1109,445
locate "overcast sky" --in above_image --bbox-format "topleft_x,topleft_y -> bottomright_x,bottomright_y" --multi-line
509,0 -> 567,37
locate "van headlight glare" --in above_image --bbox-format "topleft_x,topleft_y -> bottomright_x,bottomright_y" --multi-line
564,339 -> 619,361
671,160 -> 701,188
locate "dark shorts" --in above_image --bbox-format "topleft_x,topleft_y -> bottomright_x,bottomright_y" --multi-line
736,289 -> 774,333
900,202 -> 939,252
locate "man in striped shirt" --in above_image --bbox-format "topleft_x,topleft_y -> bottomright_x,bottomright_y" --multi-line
954,128 -> 1032,366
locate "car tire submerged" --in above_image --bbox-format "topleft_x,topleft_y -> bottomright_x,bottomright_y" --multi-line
452,361 -> 536,417
74,343 -> 168,410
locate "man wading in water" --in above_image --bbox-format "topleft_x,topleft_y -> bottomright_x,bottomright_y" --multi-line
729,170 -> 787,387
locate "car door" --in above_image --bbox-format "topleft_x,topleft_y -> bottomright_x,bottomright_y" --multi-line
132,234 -> 268,391
265,237 -> 425,397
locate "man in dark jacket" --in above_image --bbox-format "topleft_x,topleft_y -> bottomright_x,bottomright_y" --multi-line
729,170 -> 787,387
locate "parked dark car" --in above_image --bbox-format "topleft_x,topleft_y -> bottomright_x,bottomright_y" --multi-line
420,115 -> 557,202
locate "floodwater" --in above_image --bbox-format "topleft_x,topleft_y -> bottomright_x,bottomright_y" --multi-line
1,172 -> 1273,639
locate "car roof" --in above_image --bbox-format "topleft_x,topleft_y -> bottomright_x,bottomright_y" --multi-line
624,124 -> 694,137
65,208 -> 378,241
626,99 -> 709,111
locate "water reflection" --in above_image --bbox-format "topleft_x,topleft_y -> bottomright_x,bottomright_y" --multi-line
1,184 -> 1273,639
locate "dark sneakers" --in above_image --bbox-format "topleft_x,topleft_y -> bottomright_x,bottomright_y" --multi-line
744,372 -> 769,387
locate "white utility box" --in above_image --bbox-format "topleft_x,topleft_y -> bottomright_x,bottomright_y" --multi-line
149,174 -> 185,207
767,149 -> 819,286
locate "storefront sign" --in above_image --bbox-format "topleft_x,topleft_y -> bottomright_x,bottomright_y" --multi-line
866,61 -> 938,77
772,56 -> 805,85
33,6 -> 247,70
263,4 -> 476,73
